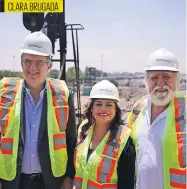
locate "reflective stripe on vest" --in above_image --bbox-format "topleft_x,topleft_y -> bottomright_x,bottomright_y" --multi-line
75,177 -> 117,189
53,133 -> 66,150
0,77 -> 22,180
74,124 -> 131,189
169,97 -> 186,188
1,138 -> 13,155
0,78 -> 20,136
74,177 -> 83,189
97,126 -> 128,183
130,95 -> 186,189
0,78 -> 69,180
0,78 -> 21,155
170,168 -> 186,189
47,78 -> 69,177
48,79 -> 69,151
128,96 -> 146,128
49,79 -> 68,132
174,98 -> 186,168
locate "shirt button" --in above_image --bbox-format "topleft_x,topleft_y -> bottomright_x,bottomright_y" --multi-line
33,125 -> 35,127
32,155 -> 34,157
33,111 -> 36,114
32,140 -> 34,142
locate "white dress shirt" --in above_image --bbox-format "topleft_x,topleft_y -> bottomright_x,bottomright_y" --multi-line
135,98 -> 168,189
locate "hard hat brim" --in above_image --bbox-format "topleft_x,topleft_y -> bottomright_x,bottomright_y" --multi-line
89,95 -> 120,102
144,66 -> 179,72
20,49 -> 53,57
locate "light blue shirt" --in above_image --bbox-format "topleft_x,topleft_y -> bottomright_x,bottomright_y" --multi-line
21,81 -> 47,174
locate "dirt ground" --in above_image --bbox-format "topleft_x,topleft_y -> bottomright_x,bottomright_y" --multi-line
73,86 -> 146,122
73,86 -> 186,122
74,86 -> 146,111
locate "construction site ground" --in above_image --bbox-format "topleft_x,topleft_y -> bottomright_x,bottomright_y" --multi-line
74,86 -> 186,123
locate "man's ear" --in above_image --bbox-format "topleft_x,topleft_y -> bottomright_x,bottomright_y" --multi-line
48,64 -> 52,70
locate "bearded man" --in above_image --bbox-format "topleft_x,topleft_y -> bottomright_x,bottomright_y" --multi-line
128,48 -> 186,189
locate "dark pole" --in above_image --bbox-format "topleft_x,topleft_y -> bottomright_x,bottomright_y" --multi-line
71,25 -> 77,68
59,0 -> 66,80
0,0 -> 4,12
76,29 -> 81,123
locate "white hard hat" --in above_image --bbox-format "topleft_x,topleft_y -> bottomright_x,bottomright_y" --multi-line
20,31 -> 53,56
144,48 -> 179,72
89,80 -> 120,102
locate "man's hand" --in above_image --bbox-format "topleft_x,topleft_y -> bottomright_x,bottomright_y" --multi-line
61,177 -> 73,189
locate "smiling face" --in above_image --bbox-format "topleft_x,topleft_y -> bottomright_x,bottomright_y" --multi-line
146,71 -> 178,106
21,53 -> 52,89
91,99 -> 116,125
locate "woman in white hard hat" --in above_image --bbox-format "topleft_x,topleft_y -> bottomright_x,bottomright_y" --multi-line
73,80 -> 135,189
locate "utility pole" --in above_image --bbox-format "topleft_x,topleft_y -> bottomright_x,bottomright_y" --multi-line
130,78 -> 132,98
12,56 -> 15,72
100,54 -> 103,78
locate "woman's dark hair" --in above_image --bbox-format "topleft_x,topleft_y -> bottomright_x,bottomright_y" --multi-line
80,99 -> 124,141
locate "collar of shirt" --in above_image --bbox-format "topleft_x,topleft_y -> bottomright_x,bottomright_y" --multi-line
22,80 -> 47,98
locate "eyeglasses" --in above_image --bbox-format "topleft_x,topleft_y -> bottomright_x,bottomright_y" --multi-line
22,59 -> 50,67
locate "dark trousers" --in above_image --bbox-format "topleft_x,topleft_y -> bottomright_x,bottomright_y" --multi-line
19,174 -> 45,189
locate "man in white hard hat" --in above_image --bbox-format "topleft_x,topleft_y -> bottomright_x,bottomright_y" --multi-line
128,48 -> 186,189
0,31 -> 76,189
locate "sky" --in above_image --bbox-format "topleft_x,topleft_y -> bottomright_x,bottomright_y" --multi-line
0,0 -> 186,73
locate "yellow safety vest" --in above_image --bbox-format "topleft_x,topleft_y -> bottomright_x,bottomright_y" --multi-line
128,93 -> 186,189
0,77 -> 69,181
74,119 -> 131,189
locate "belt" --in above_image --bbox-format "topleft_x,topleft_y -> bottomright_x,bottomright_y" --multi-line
21,173 -> 42,181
